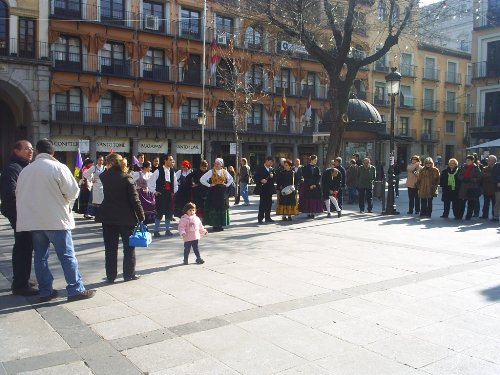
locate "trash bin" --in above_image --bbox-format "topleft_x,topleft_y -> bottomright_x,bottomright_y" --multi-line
373,180 -> 385,200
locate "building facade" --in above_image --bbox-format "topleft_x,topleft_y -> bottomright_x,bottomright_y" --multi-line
470,0 -> 500,149
0,0 -> 50,168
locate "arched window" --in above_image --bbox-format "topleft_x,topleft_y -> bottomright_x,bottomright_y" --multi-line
0,0 -> 9,56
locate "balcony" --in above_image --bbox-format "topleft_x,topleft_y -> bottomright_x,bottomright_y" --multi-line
472,61 -> 500,79
445,72 -> 462,84
373,62 -> 390,73
142,64 -> 171,82
423,68 -> 440,81
372,92 -> 389,107
399,95 -> 415,109
421,131 -> 440,143
400,64 -> 417,77
0,38 -> 49,60
216,117 -> 234,130
396,129 -> 417,139
445,101 -> 460,114
275,81 -> 295,96
52,51 -> 85,71
422,99 -> 439,112
179,20 -> 201,40
99,57 -> 132,77
52,105 -> 140,126
246,123 -> 263,132
276,124 -> 291,133
179,68 -> 201,85
181,112 -> 199,128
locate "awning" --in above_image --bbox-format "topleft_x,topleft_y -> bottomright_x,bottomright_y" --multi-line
467,139 -> 500,149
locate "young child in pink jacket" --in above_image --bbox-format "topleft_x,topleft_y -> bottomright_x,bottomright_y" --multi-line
178,202 -> 208,265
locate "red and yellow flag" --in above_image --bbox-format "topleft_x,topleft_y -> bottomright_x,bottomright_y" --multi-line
280,91 -> 287,121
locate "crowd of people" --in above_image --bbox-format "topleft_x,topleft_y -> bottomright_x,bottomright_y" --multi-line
1,138 -> 500,302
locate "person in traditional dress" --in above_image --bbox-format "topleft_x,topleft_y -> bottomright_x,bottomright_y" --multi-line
300,155 -> 323,218
132,161 -> 157,225
276,159 -> 298,221
174,160 -> 193,217
321,162 -> 342,218
151,154 -> 178,237
188,160 -> 209,218
199,158 -> 234,232
83,155 -> 105,218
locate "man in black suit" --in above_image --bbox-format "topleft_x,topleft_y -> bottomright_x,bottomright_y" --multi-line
333,157 -> 346,209
254,156 -> 276,223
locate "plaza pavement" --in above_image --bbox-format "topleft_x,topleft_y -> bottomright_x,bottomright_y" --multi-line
0,187 -> 500,375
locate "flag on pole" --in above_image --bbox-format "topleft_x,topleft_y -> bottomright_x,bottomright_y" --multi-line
305,93 -> 312,121
210,38 -> 218,78
280,91 -> 287,121
74,148 -> 83,178
133,155 -> 139,165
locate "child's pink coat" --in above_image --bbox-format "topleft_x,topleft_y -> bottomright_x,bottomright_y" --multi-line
178,214 -> 207,241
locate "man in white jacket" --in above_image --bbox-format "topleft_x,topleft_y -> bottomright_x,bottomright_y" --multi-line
16,139 -> 96,303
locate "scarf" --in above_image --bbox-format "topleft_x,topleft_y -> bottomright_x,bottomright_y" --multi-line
463,164 -> 473,178
447,168 -> 458,191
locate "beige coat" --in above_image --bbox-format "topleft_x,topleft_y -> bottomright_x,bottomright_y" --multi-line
416,166 -> 440,198
406,163 -> 422,188
16,153 -> 79,231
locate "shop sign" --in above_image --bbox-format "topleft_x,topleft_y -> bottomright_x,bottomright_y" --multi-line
52,137 -> 80,151
79,139 -> 90,153
230,142 -> 237,155
138,140 -> 168,153
96,138 -> 130,152
176,142 -> 201,155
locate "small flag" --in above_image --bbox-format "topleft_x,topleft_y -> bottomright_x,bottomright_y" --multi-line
305,94 -> 312,121
133,155 -> 139,165
210,38 -> 218,78
109,149 -> 114,154
280,91 -> 287,121
74,148 -> 83,178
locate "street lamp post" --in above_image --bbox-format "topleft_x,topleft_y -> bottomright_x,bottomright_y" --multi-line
200,0 -> 207,160
383,67 -> 401,215
197,111 -> 206,159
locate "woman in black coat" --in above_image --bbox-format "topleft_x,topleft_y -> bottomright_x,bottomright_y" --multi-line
187,160 -> 209,218
439,158 -> 460,219
96,153 -> 145,283
300,155 -> 323,218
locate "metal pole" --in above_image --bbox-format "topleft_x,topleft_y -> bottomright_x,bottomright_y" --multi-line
383,94 -> 398,215
201,0 -> 207,160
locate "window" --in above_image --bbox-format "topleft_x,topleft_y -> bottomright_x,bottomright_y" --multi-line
18,18 -> 35,58
353,11 -> 366,35
423,118 -> 432,134
181,98 -> 200,127
484,91 -> 500,127
143,48 -> 169,81
374,47 -> 388,72
182,54 -> 201,84
143,1 -> 164,32
447,61 -> 458,83
53,0 -> 81,17
399,117 -> 409,136
248,64 -> 263,91
377,0 -> 386,20
215,15 -> 233,44
445,120 -> 455,133
55,88 -> 82,121
101,42 -> 128,75
54,35 -> 81,69
276,69 -> 291,95
466,64 -> 472,85
101,92 -> 126,124
390,3 -> 400,25
0,0 -> 7,56
303,72 -> 317,97
216,101 -> 234,130
487,40 -> 500,78
247,104 -> 263,129
424,57 -> 437,80
446,91 -> 456,113
216,58 -> 235,88
374,82 -> 386,106
423,88 -> 435,111
399,85 -> 413,107
245,26 -> 262,50
101,0 -> 125,24
180,8 -> 200,39
400,53 -> 413,76
275,108 -> 291,129
464,93 -> 471,114
445,145 -> 455,163
144,95 -> 165,126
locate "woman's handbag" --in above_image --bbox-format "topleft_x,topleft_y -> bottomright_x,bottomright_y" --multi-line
129,223 -> 152,247
281,185 -> 296,195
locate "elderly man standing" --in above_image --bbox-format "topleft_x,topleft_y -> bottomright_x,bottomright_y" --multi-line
481,155 -> 497,219
0,140 -> 37,296
357,158 -> 377,213
16,139 -> 95,302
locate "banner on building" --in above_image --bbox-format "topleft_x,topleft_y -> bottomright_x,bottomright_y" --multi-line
138,140 -> 168,154
96,138 -> 130,153
79,139 -> 90,153
176,142 -> 201,155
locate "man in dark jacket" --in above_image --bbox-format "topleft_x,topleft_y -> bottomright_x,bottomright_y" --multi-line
254,156 -> 276,223
0,140 -> 37,296
492,158 -> 500,222
333,157 -> 346,209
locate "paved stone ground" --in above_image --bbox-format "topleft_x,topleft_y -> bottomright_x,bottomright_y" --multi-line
1,187 -> 499,374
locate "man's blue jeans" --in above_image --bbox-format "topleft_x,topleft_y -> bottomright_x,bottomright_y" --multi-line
32,230 -> 85,298
154,215 -> 171,233
240,182 -> 249,204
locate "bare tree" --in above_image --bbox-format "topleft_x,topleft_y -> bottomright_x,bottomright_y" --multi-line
219,0 -> 417,161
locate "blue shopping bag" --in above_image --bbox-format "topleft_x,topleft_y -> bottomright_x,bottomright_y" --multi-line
129,223 -> 152,247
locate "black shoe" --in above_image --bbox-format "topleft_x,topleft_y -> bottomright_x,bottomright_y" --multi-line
367,210 -> 372,213
359,210 -> 364,213
12,286 -> 39,296
288,216 -> 292,221
124,275 -> 140,282
196,258 -> 205,264
310,214 -> 315,219
440,215 -> 448,218
338,211 -> 342,218
183,259 -> 188,265
265,218 -> 275,223
465,217 -> 472,221
327,212 -> 331,218
165,231 -> 173,236
415,211 -> 420,215
67,290 -> 96,302
480,216 -> 488,219
491,218 -> 499,222
154,231 -> 162,238
106,278 -> 115,284
39,289 -> 58,303
455,217 -> 462,220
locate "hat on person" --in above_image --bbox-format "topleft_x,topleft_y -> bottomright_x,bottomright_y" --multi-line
181,160 -> 191,169
215,158 -> 224,166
